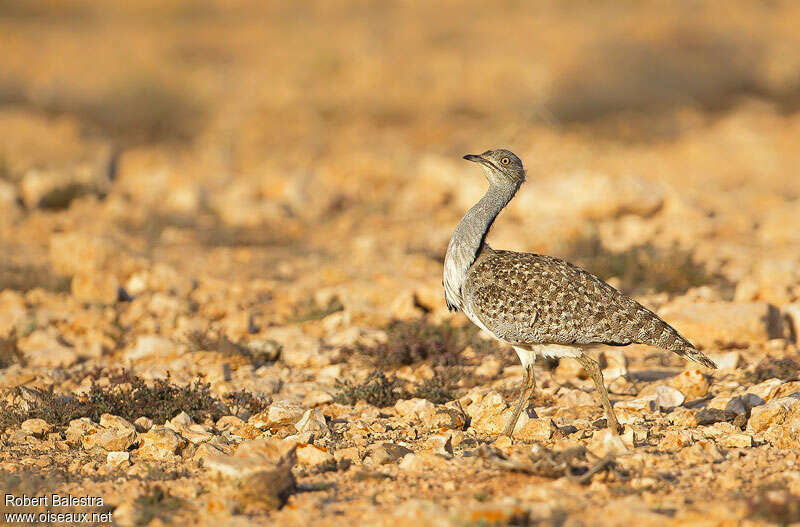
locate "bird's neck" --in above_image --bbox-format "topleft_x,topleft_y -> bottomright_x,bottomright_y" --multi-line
443,183 -> 520,311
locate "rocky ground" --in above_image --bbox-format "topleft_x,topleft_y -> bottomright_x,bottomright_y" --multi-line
2,1 -> 800,526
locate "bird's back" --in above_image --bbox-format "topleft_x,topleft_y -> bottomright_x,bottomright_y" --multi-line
462,248 -> 716,368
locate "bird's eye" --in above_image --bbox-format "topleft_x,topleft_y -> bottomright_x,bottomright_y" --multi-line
501,157 -> 510,165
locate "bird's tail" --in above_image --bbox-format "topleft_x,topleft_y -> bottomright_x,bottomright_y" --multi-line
645,315 -> 718,369
673,343 -> 718,369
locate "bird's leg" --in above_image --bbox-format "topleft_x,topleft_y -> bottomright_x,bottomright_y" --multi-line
503,364 -> 535,437
575,354 -> 622,435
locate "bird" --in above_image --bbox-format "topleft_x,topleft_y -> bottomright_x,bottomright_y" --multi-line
443,148 -> 717,437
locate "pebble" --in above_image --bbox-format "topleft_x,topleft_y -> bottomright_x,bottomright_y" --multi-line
21,418 -> 50,436
296,443 -> 336,469
654,385 -> 686,410
106,451 -> 131,467
748,394 -> 800,432
366,443 -> 413,465
515,418 -> 557,442
249,400 -> 306,429
204,438 -> 297,512
136,426 -> 187,460
669,369 -> 710,400
295,408 -> 329,436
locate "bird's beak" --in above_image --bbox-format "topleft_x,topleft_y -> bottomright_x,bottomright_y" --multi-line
463,154 -> 484,163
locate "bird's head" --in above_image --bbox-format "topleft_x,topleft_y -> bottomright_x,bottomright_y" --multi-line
463,149 -> 525,188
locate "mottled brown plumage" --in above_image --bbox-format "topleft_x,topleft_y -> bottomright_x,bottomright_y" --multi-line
463,247 -> 716,369
444,149 -> 716,437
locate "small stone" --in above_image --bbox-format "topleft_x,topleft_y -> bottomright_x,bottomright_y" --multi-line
599,348 -> 627,380
193,443 -> 225,462
100,414 -> 136,432
768,381 -> 800,401
429,406 -> 468,430
294,409 -> 328,436
249,400 -> 306,430
136,426 -> 187,460
71,273 -> 120,305
106,451 -> 131,467
717,433 -> 753,448
696,408 -> 728,426
491,435 -> 513,452
246,339 -> 282,362
333,447 -> 362,465
303,390 -> 334,407
715,393 -> 765,417
394,398 -> 436,421
761,415 -> 800,448
614,397 -> 656,424
587,429 -> 628,457
126,335 -> 174,362
668,407 -> 698,427
515,418 -> 556,442
87,426 -> 136,452
468,392 -> 511,435
475,357 -> 503,378
678,439 -> 723,464
204,438 -> 296,512
654,385 -> 685,410
748,394 -> 800,432
133,417 -> 153,432
398,451 -> 450,472
425,434 -> 454,456
296,443 -> 336,469
709,351 -> 740,370
19,331 -> 78,368
554,359 -> 585,382
366,442 -> 413,465
750,378 -> 784,400
216,416 -> 260,440
669,369 -> 710,400
21,418 -> 50,437
658,430 -> 694,451
65,418 -> 103,445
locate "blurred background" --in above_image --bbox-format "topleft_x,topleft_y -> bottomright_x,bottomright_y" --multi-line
2,1 -> 799,293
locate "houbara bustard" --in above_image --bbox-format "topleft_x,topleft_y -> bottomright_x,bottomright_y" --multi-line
443,149 -> 717,436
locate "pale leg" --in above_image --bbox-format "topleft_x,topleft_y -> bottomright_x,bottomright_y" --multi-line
503,364 -> 535,437
576,354 -> 622,435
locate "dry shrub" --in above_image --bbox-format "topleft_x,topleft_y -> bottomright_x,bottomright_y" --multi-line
0,370 -> 269,430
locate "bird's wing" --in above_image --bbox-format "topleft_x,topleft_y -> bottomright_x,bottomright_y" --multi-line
462,250 -> 715,367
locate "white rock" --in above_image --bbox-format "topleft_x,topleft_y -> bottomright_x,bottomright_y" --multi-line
709,351 -> 740,370
136,426 -> 186,460
748,394 -> 800,432
249,400 -> 306,430
588,429 -> 629,457
654,385 -> 685,410
394,398 -> 436,421
749,378 -> 784,400
106,451 -> 131,467
126,335 -> 174,361
296,443 -> 335,468
294,409 -> 328,436
20,418 -> 50,436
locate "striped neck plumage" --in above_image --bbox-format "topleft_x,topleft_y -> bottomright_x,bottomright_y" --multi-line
443,182 -> 520,311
